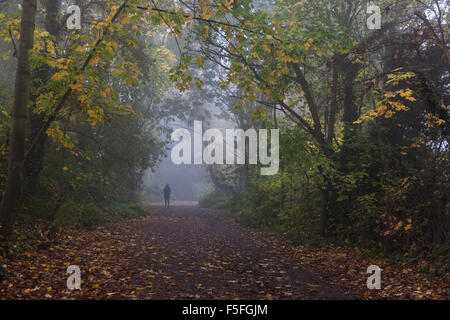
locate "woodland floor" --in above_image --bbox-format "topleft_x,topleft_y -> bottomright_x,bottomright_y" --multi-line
0,203 -> 448,299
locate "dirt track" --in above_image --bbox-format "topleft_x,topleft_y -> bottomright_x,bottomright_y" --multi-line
0,204 -> 352,299
121,204 -> 350,299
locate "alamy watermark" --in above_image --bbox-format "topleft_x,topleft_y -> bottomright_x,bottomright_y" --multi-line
66,265 -> 81,290
66,5 -> 81,30
367,4 -> 382,30
366,265 -> 381,290
170,121 -> 279,175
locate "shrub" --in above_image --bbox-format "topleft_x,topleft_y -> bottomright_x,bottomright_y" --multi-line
199,190 -> 232,209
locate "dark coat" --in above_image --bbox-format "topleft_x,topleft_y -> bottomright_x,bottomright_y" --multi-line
163,185 -> 171,199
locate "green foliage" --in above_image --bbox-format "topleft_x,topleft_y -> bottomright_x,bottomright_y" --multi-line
231,129 -> 325,239
230,120 -> 449,254
184,0 -> 449,262
24,196 -> 148,230
0,1 -> 182,236
60,202 -> 148,230
199,190 -> 232,210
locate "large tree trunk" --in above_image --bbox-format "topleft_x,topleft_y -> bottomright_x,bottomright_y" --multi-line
336,56 -> 360,230
0,0 -> 37,237
26,0 -> 60,197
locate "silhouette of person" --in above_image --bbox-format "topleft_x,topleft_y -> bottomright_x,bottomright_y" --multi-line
163,184 -> 171,208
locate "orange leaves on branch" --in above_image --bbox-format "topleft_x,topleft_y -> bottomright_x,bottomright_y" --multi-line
87,108 -> 105,127
46,123 -> 75,150
426,112 -> 448,128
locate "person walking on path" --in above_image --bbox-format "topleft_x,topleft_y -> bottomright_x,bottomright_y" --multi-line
163,184 -> 171,208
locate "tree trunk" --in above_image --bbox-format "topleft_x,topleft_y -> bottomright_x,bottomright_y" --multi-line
327,59 -> 338,144
0,0 -> 37,237
26,0 -> 60,197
